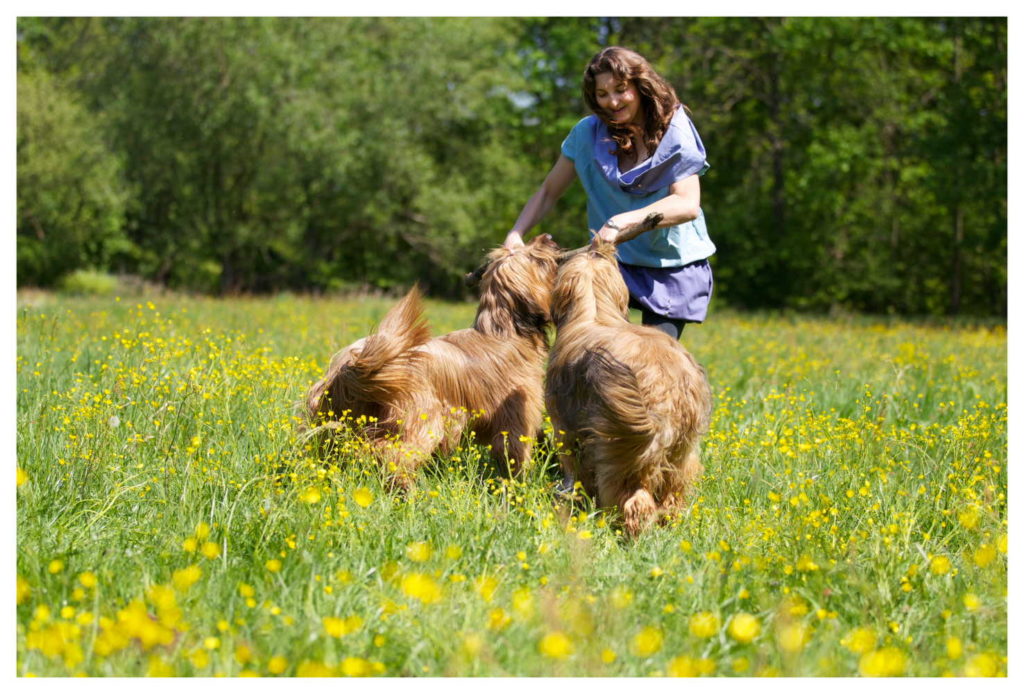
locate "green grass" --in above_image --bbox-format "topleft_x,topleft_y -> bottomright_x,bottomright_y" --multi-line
16,292 -> 1007,677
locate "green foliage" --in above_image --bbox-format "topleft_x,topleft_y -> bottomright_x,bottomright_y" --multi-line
57,269 -> 119,296
16,66 -> 134,286
15,17 -> 1006,316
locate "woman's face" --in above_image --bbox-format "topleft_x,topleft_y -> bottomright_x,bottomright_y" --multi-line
594,72 -> 642,125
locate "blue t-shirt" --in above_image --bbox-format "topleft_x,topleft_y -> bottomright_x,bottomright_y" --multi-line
560,111 -> 716,268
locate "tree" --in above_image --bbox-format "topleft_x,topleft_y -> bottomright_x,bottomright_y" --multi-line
17,66 -> 133,285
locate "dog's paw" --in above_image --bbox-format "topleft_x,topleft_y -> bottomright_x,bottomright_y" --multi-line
622,488 -> 658,537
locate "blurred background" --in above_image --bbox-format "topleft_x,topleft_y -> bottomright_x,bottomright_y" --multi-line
15,17 -> 1006,316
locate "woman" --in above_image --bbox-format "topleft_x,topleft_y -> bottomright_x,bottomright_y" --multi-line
503,46 -> 715,339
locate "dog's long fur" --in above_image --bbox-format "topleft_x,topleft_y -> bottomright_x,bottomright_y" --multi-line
545,240 -> 712,535
302,235 -> 561,489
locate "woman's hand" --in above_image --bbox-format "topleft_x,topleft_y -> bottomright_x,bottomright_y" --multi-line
591,212 -> 640,247
590,223 -> 620,247
505,155 -> 576,250
503,231 -> 525,250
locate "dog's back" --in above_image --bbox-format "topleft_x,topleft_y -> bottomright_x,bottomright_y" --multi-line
552,324 -> 710,485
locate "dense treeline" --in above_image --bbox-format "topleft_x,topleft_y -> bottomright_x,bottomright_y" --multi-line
17,17 -> 1006,316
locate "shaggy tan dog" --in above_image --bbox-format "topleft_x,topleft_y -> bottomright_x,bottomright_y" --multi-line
302,234 -> 561,489
545,239 -> 712,536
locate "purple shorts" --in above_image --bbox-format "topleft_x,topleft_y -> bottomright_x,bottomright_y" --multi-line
619,259 -> 714,323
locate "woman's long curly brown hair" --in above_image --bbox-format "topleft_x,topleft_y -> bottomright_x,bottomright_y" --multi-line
583,46 -> 681,161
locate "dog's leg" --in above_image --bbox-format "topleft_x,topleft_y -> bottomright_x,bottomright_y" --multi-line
620,487 -> 659,537
487,428 -> 533,477
550,426 -> 579,496
382,416 -> 442,491
487,392 -> 541,476
594,463 -> 658,537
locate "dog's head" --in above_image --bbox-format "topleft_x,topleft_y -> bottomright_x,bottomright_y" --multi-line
551,238 -> 630,327
472,234 -> 562,338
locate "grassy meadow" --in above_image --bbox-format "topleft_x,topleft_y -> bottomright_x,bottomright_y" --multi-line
16,291 -> 1007,677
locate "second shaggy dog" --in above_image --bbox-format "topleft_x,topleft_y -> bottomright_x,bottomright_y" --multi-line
545,239 -> 712,536
302,234 -> 561,490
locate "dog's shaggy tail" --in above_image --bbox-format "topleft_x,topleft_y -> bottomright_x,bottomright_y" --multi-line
305,286 -> 432,423
580,347 -> 662,471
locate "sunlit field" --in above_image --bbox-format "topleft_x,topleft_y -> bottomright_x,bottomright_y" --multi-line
16,292 -> 1007,677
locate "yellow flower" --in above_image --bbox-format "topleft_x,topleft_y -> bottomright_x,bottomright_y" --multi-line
48,559 -> 65,574
445,544 -> 463,560
796,555 -> 819,571
300,487 -> 322,504
963,593 -> 981,611
234,644 -> 253,665
265,559 -> 282,573
964,653 -> 999,677
341,657 -> 372,677
461,632 -> 484,657
487,607 -> 511,631
353,487 -> 373,508
512,587 -> 535,617
727,613 -> 761,643
17,468 -> 28,487
841,627 -> 877,654
538,631 -> 573,659
195,522 -> 211,540
189,648 -> 210,669
16,576 -> 31,605
323,615 -> 363,638
267,655 -> 288,675
238,583 -> 255,598
601,649 -> 617,664
946,637 -> 963,660
182,537 -> 198,552
777,622 -> 811,653
474,575 -> 499,603
406,541 -> 432,562
147,655 -> 174,677
930,555 -> 951,575
400,573 -> 443,604
610,585 -> 634,609
204,636 -> 221,650
200,541 -> 221,560
296,660 -> 335,677
958,508 -> 980,529
688,611 -> 720,638
859,647 -> 907,677
630,626 -> 664,657
973,544 -> 997,568
172,565 -> 202,591
667,655 -> 697,677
